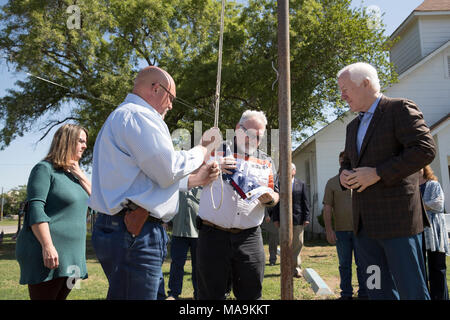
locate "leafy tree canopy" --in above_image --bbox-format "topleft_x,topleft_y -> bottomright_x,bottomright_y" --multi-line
0,0 -> 396,163
1,184 -> 27,216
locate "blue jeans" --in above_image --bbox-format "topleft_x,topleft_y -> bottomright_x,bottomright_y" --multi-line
354,226 -> 430,300
168,236 -> 198,299
335,231 -> 367,298
92,213 -> 168,300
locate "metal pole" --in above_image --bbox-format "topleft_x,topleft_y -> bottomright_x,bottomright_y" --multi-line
277,0 -> 293,300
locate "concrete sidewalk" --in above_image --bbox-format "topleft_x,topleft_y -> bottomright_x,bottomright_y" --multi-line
0,225 -> 19,235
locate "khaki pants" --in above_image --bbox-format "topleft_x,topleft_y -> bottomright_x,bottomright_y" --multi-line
292,224 -> 305,276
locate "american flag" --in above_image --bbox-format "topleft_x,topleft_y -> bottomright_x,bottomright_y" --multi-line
222,162 -> 273,204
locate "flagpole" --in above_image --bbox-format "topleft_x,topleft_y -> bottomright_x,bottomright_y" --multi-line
277,0 -> 293,300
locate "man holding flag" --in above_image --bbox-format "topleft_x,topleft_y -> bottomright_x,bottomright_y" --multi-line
196,110 -> 279,300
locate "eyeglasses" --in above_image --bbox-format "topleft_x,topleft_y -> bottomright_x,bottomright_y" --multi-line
152,82 -> 176,104
239,124 -> 264,142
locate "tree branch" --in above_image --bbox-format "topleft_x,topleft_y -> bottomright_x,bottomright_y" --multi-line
38,116 -> 80,142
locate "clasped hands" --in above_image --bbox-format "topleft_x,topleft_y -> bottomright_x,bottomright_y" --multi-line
192,129 -> 240,187
339,167 -> 381,192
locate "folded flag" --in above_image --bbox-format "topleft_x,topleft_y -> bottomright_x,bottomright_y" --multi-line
221,155 -> 274,204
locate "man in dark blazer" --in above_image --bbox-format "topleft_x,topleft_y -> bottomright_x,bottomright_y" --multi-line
271,163 -> 310,278
337,62 -> 436,300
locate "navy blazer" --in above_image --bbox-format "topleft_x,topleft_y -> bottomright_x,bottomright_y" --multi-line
270,178 -> 310,225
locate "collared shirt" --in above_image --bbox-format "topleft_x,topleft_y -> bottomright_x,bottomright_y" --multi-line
357,94 -> 381,154
88,93 -> 204,222
198,142 -> 278,229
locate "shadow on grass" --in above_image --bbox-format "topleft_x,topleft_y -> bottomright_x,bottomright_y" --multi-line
162,270 -> 193,277
304,238 -> 335,248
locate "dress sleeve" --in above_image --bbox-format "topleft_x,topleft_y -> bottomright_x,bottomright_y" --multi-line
423,181 -> 445,213
26,162 -> 52,226
122,111 -> 204,189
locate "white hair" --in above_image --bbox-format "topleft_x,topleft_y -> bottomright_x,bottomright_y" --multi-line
337,62 -> 381,92
239,110 -> 268,127
291,163 -> 296,171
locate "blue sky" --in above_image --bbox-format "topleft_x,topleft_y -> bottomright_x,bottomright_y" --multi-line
0,0 -> 425,192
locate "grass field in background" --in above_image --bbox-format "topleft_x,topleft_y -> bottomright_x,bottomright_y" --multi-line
0,231 -> 342,300
0,219 -> 19,227
2,227 -> 449,300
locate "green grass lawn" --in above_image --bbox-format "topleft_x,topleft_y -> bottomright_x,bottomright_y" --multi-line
2,231 -> 449,300
0,219 -> 20,227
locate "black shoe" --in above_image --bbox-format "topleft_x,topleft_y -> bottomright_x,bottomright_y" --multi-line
269,262 -> 276,266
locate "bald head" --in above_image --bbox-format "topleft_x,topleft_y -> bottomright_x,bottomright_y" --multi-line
133,66 -> 176,119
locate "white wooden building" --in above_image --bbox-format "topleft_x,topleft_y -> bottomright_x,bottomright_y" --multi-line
292,0 -> 450,235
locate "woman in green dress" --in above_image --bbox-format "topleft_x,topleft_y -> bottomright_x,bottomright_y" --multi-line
16,124 -> 91,300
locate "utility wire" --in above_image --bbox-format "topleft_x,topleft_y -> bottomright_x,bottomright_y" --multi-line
27,72 -> 218,120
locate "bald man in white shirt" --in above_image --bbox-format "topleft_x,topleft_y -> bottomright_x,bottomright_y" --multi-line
89,66 -> 221,300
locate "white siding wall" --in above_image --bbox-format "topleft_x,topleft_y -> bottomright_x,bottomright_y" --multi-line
384,50 -> 450,126
390,20 -> 422,75
292,114 -> 354,234
314,115 -> 353,233
292,141 -> 317,232
420,15 -> 450,57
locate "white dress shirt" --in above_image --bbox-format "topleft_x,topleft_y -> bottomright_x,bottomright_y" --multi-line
88,93 -> 204,222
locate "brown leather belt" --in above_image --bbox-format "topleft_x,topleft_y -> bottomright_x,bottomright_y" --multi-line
201,219 -> 245,234
116,208 -> 163,224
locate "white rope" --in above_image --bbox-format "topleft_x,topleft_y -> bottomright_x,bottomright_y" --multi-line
210,0 -> 226,211
214,0 -> 225,128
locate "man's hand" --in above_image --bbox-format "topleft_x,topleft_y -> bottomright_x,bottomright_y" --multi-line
188,161 -> 221,188
219,156 -> 237,174
200,128 -> 223,160
258,191 -> 279,207
339,169 -> 354,189
325,228 -> 336,245
346,167 -> 381,192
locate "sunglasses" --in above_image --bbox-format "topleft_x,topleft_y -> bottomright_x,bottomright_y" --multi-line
152,82 -> 176,103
